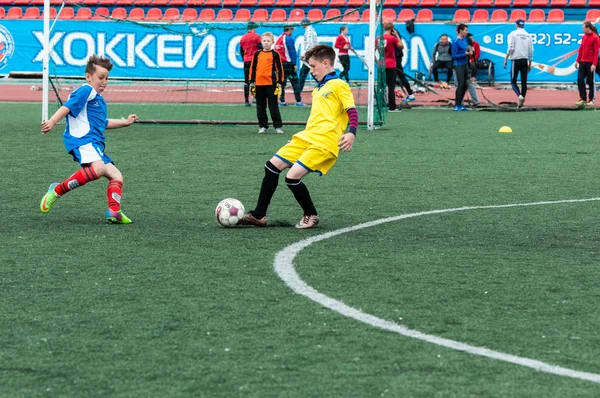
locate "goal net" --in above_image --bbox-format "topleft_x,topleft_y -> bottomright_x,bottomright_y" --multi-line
42,1 -> 388,128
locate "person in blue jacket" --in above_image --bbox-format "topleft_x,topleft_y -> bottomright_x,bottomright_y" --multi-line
452,23 -> 473,111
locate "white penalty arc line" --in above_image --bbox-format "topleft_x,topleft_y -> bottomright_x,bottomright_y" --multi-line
274,197 -> 600,384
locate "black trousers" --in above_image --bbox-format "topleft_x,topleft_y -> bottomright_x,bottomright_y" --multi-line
255,85 -> 282,129
432,60 -> 453,83
339,54 -> 350,83
577,61 -> 596,101
454,64 -> 469,107
243,61 -> 251,103
281,62 -> 302,103
510,58 -> 529,98
297,64 -> 311,93
386,67 -> 397,110
395,56 -> 413,95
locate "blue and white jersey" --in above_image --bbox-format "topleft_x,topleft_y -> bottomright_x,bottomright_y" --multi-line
62,84 -> 109,152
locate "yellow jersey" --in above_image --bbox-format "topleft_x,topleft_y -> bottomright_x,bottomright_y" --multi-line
295,76 -> 355,157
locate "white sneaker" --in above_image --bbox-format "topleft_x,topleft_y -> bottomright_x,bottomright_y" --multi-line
258,127 -> 267,134
518,95 -> 525,108
275,128 -> 284,134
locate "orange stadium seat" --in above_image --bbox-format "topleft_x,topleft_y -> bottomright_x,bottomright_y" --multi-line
215,9 -> 232,20
382,8 -> 395,21
144,7 -> 161,19
13,0 -> 30,5
585,9 -> 600,21
275,0 -> 293,5
111,7 -> 127,18
6,7 -> 22,18
490,9 -> 507,21
512,0 -> 530,6
0,0 -> 10,6
257,0 -> 274,5
58,7 -> 75,19
416,9 -> 432,22
549,0 -> 567,5
82,0 -> 99,5
129,7 -> 144,19
234,8 -> 250,20
452,9 -> 470,22
163,8 -> 179,20
99,0 -> 116,5
251,8 -> 267,21
472,9 -> 489,21
187,0 -> 204,5
568,0 -> 586,5
547,9 -> 564,21
361,9 -> 370,21
494,0 -> 511,6
311,0 -> 328,6
288,9 -> 304,21
438,0 -> 456,5
198,8 -> 214,20
397,9 -> 414,22
39,7 -> 57,19
588,0 -> 600,6
457,0 -> 475,5
342,9 -> 360,21
223,0 -> 239,5
270,8 -> 286,21
0,8 -> 4,18
528,9 -> 545,21
384,0 -> 400,5
50,0 -> 66,5
74,7 -> 91,19
509,9 -> 526,21
307,9 -> 322,20
134,0 -> 152,6
204,0 -> 222,5
293,0 -> 310,5
475,0 -> 493,6
347,0 -> 364,5
116,0 -> 134,5
531,0 -> 548,5
93,7 -> 110,19
152,0 -> 170,5
31,0 -> 45,5
240,0 -> 257,5
170,0 -> 186,4
329,0 -> 346,6
181,8 -> 197,20
401,0 -> 419,7
324,9 -> 341,20
420,0 -> 438,7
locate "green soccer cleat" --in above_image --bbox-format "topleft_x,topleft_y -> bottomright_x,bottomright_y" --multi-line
40,183 -> 60,213
105,209 -> 133,224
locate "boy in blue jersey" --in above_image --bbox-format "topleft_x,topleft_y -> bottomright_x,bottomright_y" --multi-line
40,55 -> 138,224
240,44 -> 358,229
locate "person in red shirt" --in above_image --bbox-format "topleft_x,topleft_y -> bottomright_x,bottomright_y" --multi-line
240,22 -> 262,106
377,22 -> 402,112
334,25 -> 351,83
575,22 -> 600,106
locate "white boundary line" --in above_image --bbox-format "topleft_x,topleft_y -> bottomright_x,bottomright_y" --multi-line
274,198 -> 600,384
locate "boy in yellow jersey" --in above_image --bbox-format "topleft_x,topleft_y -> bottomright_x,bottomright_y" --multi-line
240,44 -> 358,229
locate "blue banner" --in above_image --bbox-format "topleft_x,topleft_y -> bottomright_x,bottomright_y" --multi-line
0,20 -> 584,82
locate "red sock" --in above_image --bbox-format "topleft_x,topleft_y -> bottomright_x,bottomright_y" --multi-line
107,180 -> 123,211
54,167 -> 99,196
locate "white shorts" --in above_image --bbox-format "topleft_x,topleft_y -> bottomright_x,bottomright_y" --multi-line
70,142 -> 113,165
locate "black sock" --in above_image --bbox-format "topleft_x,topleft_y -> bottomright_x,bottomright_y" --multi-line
285,177 -> 317,216
252,161 -> 280,219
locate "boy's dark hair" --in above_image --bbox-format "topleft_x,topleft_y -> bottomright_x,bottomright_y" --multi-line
457,23 -> 468,33
304,44 -> 336,65
85,54 -> 113,75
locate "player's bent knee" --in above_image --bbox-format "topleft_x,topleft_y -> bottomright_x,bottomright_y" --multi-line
268,157 -> 289,171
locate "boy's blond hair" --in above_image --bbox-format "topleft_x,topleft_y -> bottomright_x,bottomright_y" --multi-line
261,32 -> 275,41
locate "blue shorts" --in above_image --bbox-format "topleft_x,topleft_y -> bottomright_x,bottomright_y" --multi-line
69,142 -> 113,166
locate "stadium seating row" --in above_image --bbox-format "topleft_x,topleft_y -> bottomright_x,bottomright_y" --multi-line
0,6 -> 583,20
0,0 -> 596,6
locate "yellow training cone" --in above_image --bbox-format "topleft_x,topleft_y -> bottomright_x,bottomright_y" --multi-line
499,126 -> 513,133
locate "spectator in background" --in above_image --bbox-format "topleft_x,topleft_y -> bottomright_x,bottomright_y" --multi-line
240,22 -> 262,107
335,25 -> 351,83
464,32 -> 480,107
393,28 -> 416,103
275,26 -> 304,106
503,19 -> 533,109
430,34 -> 453,85
298,18 -> 318,94
452,24 -> 472,111
574,22 -> 599,106
377,22 -> 402,112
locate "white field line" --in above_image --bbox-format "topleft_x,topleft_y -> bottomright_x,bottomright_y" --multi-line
274,197 -> 600,384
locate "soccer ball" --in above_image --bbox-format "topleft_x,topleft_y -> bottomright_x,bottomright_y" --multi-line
215,198 -> 245,227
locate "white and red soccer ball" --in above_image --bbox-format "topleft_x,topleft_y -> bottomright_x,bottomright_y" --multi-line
215,198 -> 245,227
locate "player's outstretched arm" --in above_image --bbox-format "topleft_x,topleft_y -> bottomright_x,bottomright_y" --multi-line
106,114 -> 139,129
41,106 -> 71,135
339,133 -> 355,152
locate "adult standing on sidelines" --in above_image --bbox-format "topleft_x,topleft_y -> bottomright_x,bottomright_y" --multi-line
452,23 -> 472,112
378,22 -> 402,112
503,19 -> 533,109
335,26 -> 351,83
575,22 -> 600,106
275,25 -> 304,106
240,22 -> 262,107
298,18 -> 318,94
394,28 -> 416,103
